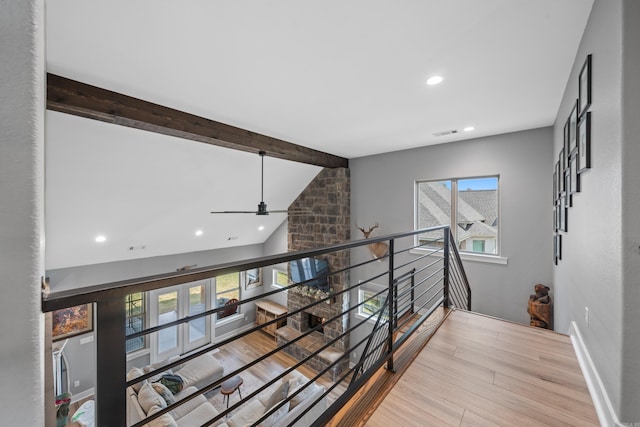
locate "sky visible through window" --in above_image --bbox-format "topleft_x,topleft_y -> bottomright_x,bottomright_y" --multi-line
458,177 -> 498,191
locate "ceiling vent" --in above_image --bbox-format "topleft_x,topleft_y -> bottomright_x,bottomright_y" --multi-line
433,129 -> 458,137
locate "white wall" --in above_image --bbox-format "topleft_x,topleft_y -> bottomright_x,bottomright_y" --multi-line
351,127 -> 553,324
0,0 -> 45,424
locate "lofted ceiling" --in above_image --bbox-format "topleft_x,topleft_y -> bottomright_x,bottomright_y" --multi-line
44,0 -> 594,269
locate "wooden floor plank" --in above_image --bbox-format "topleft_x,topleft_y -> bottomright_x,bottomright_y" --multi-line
365,310 -> 599,427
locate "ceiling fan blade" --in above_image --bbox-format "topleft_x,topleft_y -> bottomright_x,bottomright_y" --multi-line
210,210 -> 258,214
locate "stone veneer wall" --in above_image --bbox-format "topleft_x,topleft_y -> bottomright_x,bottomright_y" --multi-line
286,168 -> 350,375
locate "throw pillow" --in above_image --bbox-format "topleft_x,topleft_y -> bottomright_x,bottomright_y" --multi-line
127,367 -> 147,393
160,374 -> 184,394
281,371 -> 303,389
288,383 -> 317,410
147,404 -> 178,427
258,401 -> 290,427
138,382 -> 167,414
263,381 -> 289,411
151,382 -> 176,406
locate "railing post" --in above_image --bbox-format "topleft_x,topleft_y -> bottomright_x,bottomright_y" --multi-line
95,297 -> 127,427
410,268 -> 415,314
386,239 -> 396,373
443,229 -> 450,308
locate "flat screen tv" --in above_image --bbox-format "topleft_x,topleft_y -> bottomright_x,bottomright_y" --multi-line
289,257 -> 329,292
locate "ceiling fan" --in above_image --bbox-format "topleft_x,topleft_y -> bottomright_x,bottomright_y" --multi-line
210,151 -> 297,215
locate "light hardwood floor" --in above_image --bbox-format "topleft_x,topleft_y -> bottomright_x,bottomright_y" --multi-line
63,309 -> 599,426
363,310 -> 600,427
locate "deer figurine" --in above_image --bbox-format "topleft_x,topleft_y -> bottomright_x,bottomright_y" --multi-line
356,223 -> 389,261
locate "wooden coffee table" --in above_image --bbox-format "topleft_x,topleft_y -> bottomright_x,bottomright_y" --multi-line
220,375 -> 243,408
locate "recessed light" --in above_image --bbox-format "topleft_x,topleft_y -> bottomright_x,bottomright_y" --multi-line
426,75 -> 443,86
463,126 -> 475,132
195,230 -> 203,236
258,226 -> 265,231
95,235 -> 107,243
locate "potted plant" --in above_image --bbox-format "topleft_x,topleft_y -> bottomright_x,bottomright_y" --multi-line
55,392 -> 72,427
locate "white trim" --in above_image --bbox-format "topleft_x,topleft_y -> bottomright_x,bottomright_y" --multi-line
213,322 -> 255,344
70,387 -> 95,404
409,248 -> 508,265
569,321 -> 623,427
215,312 -> 243,327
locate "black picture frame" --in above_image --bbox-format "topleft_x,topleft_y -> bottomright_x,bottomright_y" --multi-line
555,161 -> 562,198
559,196 -> 567,232
579,54 -> 592,117
559,147 -> 566,173
553,169 -> 557,204
556,234 -> 562,262
564,171 -> 572,208
563,118 -> 571,160
578,111 -> 591,174
569,152 -> 580,195
568,100 -> 578,154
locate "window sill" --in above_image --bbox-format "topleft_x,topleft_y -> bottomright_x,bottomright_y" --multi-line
215,313 -> 243,326
271,284 -> 288,292
409,248 -> 508,265
355,312 -> 379,324
126,348 -> 150,362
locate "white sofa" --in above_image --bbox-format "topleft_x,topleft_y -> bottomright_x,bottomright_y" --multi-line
127,384 -> 228,427
126,353 -> 226,427
226,370 -> 327,427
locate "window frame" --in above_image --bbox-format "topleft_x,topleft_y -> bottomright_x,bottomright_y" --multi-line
214,272 -> 242,325
125,292 -> 147,354
414,175 -> 507,264
271,267 -> 289,289
356,283 -> 389,323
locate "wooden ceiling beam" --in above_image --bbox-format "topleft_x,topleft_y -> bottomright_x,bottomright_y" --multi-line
46,73 -> 348,169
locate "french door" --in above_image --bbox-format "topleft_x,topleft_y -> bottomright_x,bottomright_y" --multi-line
151,279 -> 212,360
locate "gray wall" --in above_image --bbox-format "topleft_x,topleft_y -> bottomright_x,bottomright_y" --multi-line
621,0 -> 640,417
262,219 -> 290,308
554,0 -> 640,421
552,0 -> 640,422
350,127 -> 554,325
0,0 -> 46,424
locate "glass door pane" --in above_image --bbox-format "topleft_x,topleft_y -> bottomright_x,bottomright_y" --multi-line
186,284 -> 209,351
157,290 -> 178,355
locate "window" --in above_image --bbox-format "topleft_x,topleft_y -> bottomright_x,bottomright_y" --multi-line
126,292 -> 146,353
272,268 -> 289,288
215,272 -> 241,320
357,284 -> 389,321
416,176 -> 499,255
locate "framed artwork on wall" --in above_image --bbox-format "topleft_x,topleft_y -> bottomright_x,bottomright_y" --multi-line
579,54 -> 592,117
245,268 -> 262,290
559,198 -> 567,232
568,100 -> 579,154
564,171 -> 572,208
569,153 -> 580,194
578,112 -> 591,174
52,304 -> 93,341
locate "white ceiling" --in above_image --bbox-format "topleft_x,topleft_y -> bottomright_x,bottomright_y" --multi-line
44,0 -> 593,269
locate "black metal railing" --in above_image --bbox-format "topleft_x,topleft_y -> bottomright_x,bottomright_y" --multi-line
42,226 -> 471,427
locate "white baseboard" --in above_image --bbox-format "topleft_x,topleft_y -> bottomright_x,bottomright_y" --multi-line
71,387 -> 94,404
213,323 -> 256,344
569,321 -> 624,427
